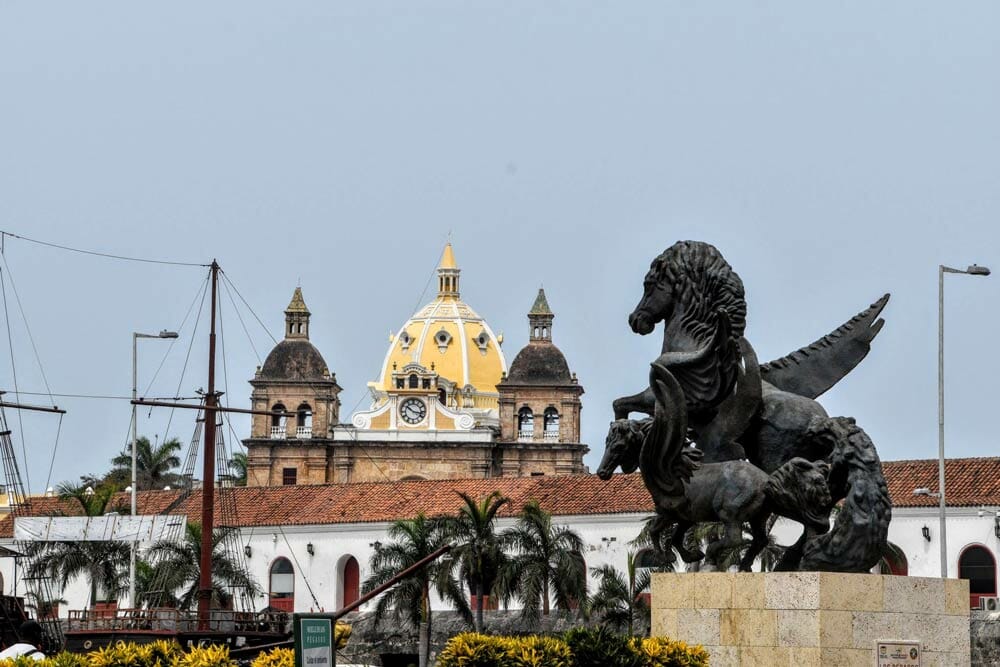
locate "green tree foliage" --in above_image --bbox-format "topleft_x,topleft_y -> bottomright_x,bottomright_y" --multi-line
226,452 -> 248,487
361,514 -> 471,667
110,436 -> 182,491
564,627 -> 644,667
496,501 -> 587,624
25,482 -> 131,604
142,522 -> 261,609
588,551 -> 651,637
440,491 -> 509,632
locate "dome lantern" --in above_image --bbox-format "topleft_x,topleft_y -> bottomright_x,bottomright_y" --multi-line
528,288 -> 554,342
285,287 -> 311,340
437,243 -> 461,298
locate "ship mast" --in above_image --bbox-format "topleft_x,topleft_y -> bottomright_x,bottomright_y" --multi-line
197,260 -> 219,630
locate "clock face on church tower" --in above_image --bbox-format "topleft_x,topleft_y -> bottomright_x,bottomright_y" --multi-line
399,397 -> 427,425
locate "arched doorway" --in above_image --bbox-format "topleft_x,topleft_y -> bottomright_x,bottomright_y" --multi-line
959,544 -> 997,609
340,556 -> 360,609
269,557 -> 295,612
878,542 -> 908,576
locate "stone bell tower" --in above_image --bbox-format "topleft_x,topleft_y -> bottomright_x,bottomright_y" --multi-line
496,289 -> 587,476
244,287 -> 341,487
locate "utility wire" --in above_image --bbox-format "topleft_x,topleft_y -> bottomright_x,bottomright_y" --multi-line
4,391 -> 201,401
0,230 -> 209,267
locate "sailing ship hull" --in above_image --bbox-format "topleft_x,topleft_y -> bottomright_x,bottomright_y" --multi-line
63,608 -> 289,654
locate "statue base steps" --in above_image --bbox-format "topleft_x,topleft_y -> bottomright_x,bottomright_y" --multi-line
650,572 -> 969,666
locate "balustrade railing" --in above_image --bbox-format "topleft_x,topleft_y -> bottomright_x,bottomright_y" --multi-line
270,426 -> 285,440
295,426 -> 312,439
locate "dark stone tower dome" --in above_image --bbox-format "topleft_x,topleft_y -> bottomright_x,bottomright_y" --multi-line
506,343 -> 572,385
258,287 -> 331,381
505,288 -> 572,385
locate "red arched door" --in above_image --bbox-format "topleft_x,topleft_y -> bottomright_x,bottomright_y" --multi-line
269,557 -> 295,612
342,556 -> 360,608
959,545 -> 997,609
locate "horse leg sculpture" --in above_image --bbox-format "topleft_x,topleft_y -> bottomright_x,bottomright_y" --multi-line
739,510 -> 771,572
612,387 -> 654,420
670,519 -> 701,563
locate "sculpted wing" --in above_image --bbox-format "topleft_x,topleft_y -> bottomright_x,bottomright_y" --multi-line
759,294 -> 889,399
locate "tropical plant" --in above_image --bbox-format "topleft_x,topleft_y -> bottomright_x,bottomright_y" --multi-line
226,452 -> 248,487
588,551 -> 651,637
24,482 -> 131,605
628,636 -> 710,667
564,627 -> 644,667
173,644 -> 236,667
251,647 -> 293,667
437,632 -> 708,667
496,501 -> 587,624
142,522 -> 261,610
437,633 -> 572,667
681,519 -> 786,573
110,436 -> 183,491
361,514 -> 471,667
440,491 -> 509,632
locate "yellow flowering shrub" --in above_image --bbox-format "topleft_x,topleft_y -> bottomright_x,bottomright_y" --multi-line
250,647 -> 292,667
436,632 -> 709,667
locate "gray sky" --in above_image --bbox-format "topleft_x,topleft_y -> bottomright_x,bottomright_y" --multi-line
1,2 -> 998,494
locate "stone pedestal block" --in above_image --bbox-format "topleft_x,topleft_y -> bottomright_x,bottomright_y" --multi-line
650,572 -> 970,667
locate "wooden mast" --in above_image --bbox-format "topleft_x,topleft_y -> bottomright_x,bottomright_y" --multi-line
197,260 -> 219,630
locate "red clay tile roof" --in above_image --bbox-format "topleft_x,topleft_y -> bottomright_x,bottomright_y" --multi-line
881,456 -> 1000,508
2,457 -> 997,537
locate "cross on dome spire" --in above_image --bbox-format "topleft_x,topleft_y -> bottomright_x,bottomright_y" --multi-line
437,243 -> 461,298
284,287 -> 311,340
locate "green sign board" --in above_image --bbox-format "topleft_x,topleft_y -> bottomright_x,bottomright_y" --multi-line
294,614 -> 335,667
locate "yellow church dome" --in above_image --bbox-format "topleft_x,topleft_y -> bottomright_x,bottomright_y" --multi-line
375,244 -> 507,410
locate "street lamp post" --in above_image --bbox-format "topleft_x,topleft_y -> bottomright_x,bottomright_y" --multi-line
130,330 -> 178,607
938,264 -> 990,578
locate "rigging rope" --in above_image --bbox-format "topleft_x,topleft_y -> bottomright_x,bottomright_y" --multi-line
42,412 -> 63,494
161,269 -> 210,445
142,271 -> 212,397
0,253 -> 55,405
218,271 -> 279,346
220,275 -> 262,365
0,230 -> 209,267
0,267 -> 31,494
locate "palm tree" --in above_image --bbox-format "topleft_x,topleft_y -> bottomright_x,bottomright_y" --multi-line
227,452 -> 248,487
25,482 -> 131,606
111,436 -> 182,491
440,491 -> 509,632
588,551 -> 651,637
629,517 -> 678,571
142,522 -> 261,609
361,514 -> 470,667
496,501 -> 587,624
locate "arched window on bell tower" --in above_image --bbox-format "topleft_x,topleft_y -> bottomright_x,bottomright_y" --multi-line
296,403 -> 312,439
517,407 -> 534,441
271,403 -> 287,439
543,407 -> 560,441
